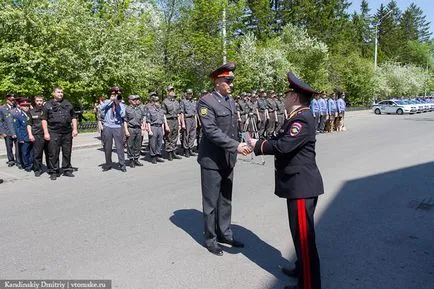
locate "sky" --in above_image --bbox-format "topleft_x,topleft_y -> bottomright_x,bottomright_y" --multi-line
349,0 -> 434,36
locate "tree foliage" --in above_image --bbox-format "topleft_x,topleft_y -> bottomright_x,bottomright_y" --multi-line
0,0 -> 432,107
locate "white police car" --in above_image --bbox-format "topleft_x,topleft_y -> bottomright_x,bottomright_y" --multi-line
373,100 -> 417,115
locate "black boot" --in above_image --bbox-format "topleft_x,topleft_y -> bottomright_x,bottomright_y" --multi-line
185,149 -> 190,158
168,152 -> 173,161
173,153 -> 182,159
189,149 -> 197,156
151,157 -> 157,164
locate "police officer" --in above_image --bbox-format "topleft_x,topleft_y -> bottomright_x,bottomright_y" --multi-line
336,93 -> 346,132
310,93 -> 320,133
257,89 -> 268,139
265,91 -> 278,138
28,95 -> 49,177
326,93 -> 337,132
317,91 -> 327,133
180,89 -> 197,157
0,93 -> 20,168
275,93 -> 287,135
124,95 -> 146,167
14,98 -> 33,172
42,87 -> 78,180
162,86 -> 182,161
99,86 -> 127,172
197,62 -> 251,256
249,72 -> 324,289
146,92 -> 168,164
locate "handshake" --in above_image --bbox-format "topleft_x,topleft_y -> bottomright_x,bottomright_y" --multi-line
236,138 -> 258,156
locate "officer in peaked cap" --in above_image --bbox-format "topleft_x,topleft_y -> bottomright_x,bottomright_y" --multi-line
125,95 -> 146,167
146,92 -> 168,164
196,62 -> 251,256
163,85 -> 182,161
180,88 -> 197,157
249,72 -> 324,289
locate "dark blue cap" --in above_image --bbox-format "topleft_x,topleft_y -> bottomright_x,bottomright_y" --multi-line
287,72 -> 318,98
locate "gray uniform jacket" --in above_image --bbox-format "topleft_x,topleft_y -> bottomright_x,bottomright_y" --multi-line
0,104 -> 17,136
180,99 -> 197,117
125,105 -> 145,128
146,104 -> 165,126
163,98 -> 180,119
197,91 -> 239,170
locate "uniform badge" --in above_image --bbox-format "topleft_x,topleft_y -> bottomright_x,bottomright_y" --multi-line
200,108 -> 208,116
289,122 -> 302,136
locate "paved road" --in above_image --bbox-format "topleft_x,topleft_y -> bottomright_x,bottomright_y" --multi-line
0,111 -> 433,289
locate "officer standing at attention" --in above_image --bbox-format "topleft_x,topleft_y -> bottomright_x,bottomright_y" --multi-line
326,93 -> 337,132
99,86 -> 127,172
124,95 -> 146,167
310,93 -> 320,133
28,95 -> 49,177
162,86 -> 182,161
197,62 -> 251,256
42,86 -> 78,180
256,89 -> 268,139
180,89 -> 197,157
317,92 -> 327,133
0,94 -> 20,168
249,72 -> 324,289
265,91 -> 278,138
14,98 -> 33,172
274,93 -> 287,135
146,92 -> 168,164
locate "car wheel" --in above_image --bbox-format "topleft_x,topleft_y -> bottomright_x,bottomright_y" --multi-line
374,108 -> 381,115
396,108 -> 403,115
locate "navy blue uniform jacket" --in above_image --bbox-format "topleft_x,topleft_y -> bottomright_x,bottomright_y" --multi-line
254,109 -> 324,199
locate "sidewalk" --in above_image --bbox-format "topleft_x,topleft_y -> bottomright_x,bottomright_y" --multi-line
0,110 -> 370,159
0,132 -> 102,160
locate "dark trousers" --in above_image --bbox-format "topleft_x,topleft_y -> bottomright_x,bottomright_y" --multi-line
102,126 -> 125,166
201,167 -> 234,247
4,136 -> 20,165
19,141 -> 33,170
33,134 -> 49,172
127,127 -> 142,160
287,197 -> 321,289
149,125 -> 163,157
319,115 -> 326,132
164,118 -> 178,152
47,132 -> 73,174
266,116 -> 276,138
183,117 -> 197,150
196,125 -> 202,150
257,112 -> 266,138
275,114 -> 285,135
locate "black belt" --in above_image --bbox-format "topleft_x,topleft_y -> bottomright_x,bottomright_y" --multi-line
240,113 -> 247,116
128,126 -> 141,129
166,116 -> 177,119
277,113 -> 284,115
151,124 -> 163,126
185,115 -> 195,118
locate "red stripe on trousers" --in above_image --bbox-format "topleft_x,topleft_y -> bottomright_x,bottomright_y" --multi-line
297,199 -> 311,289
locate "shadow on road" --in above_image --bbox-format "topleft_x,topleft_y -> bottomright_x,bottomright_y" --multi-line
269,161 -> 434,289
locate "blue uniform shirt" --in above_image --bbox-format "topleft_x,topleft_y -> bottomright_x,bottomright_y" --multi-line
14,109 -> 30,142
327,99 -> 337,114
310,99 -> 320,116
318,98 -> 327,115
337,98 -> 346,113
100,100 -> 126,128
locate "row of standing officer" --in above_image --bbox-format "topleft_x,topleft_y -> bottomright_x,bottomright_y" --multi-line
309,91 -> 346,133
235,89 -> 288,139
98,86 -> 205,171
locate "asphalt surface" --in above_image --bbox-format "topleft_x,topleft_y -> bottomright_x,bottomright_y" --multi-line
0,110 -> 433,289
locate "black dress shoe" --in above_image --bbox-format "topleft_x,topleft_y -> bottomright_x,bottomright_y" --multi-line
134,160 -> 143,166
173,153 -> 182,160
207,245 -> 224,256
50,174 -> 57,181
167,152 -> 173,161
184,150 -> 190,158
189,149 -> 197,156
7,162 -> 15,167
217,238 -> 244,248
63,171 -> 75,177
280,266 -> 298,278
130,161 -> 135,168
102,165 -> 112,172
156,157 -> 165,163
120,165 -> 127,172
151,157 -> 157,164
34,171 -> 42,177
